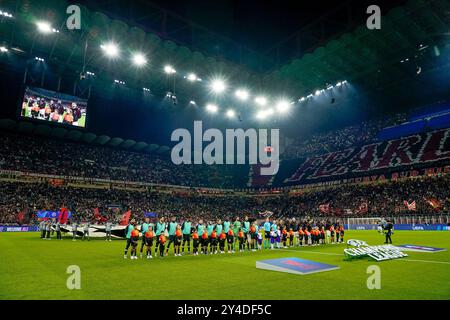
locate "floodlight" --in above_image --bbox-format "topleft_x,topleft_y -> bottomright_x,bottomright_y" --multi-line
36,21 -> 52,34
275,100 -> 290,113
0,11 -> 13,18
210,79 -> 226,94
186,73 -> 198,82
0,46 -> 8,53
235,89 -> 249,101
226,109 -> 236,118
164,65 -> 176,74
206,104 -> 219,113
256,108 -> 274,120
254,96 -> 267,107
132,53 -> 147,66
101,42 -> 119,57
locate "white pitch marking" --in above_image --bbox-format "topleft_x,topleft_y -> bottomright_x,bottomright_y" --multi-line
277,248 -> 344,256
276,248 -> 450,265
396,259 -> 450,265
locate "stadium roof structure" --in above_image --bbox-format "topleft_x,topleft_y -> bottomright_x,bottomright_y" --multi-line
0,118 -> 171,156
0,0 -> 448,110
272,0 -> 450,98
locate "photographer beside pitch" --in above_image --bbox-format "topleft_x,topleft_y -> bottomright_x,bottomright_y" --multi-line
384,220 -> 394,244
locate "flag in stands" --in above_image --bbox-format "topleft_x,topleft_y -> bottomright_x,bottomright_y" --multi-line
59,207 -> 69,224
424,198 -> 441,211
93,207 -> 107,223
319,204 -> 330,214
358,202 -> 368,214
403,200 -> 416,211
259,210 -> 273,218
16,210 -> 25,224
119,210 -> 132,226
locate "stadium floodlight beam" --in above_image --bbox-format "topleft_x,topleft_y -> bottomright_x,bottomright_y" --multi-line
299,97 -> 306,102
0,46 -> 8,53
36,21 -> 52,34
132,53 -> 147,66
164,65 -> 176,74
206,103 -> 219,113
226,109 -> 236,118
315,90 -> 321,96
235,89 -> 249,101
254,96 -> 267,107
101,42 -> 119,58
189,101 -> 196,105
210,79 -> 226,94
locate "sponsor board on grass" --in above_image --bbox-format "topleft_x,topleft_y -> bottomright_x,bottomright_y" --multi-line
0,226 -> 39,232
395,244 -> 446,253
345,224 -> 450,231
256,257 -> 339,275
344,239 -> 408,261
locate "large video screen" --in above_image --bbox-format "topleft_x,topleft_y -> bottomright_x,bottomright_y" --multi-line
20,87 -> 88,128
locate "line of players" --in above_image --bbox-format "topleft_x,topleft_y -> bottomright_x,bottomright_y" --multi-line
22,95 -> 84,126
123,216 -> 345,260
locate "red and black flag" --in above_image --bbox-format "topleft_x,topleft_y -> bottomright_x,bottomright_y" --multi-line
59,207 -> 69,224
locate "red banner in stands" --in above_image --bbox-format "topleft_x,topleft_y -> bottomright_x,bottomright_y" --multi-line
285,128 -> 450,185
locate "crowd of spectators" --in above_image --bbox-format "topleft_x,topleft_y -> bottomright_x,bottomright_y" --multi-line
0,132 -> 245,189
1,174 -> 448,225
1,111 -> 448,226
283,114 -> 406,159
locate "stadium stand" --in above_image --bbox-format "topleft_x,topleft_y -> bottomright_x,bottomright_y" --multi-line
1,173 -> 449,225
1,111 -> 449,224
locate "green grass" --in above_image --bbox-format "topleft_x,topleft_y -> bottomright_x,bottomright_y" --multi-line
0,231 -> 449,300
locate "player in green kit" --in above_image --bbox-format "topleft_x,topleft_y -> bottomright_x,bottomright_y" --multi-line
215,219 -> 223,236
242,216 -> 251,251
233,217 -> 241,249
140,217 -> 150,258
123,219 -> 136,259
223,218 -> 231,234
197,219 -> 205,236
154,217 -> 166,257
166,217 -> 178,256
181,217 -> 192,254
206,221 -> 215,254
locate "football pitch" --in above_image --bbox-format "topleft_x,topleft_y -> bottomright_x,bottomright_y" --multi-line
0,231 -> 449,300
